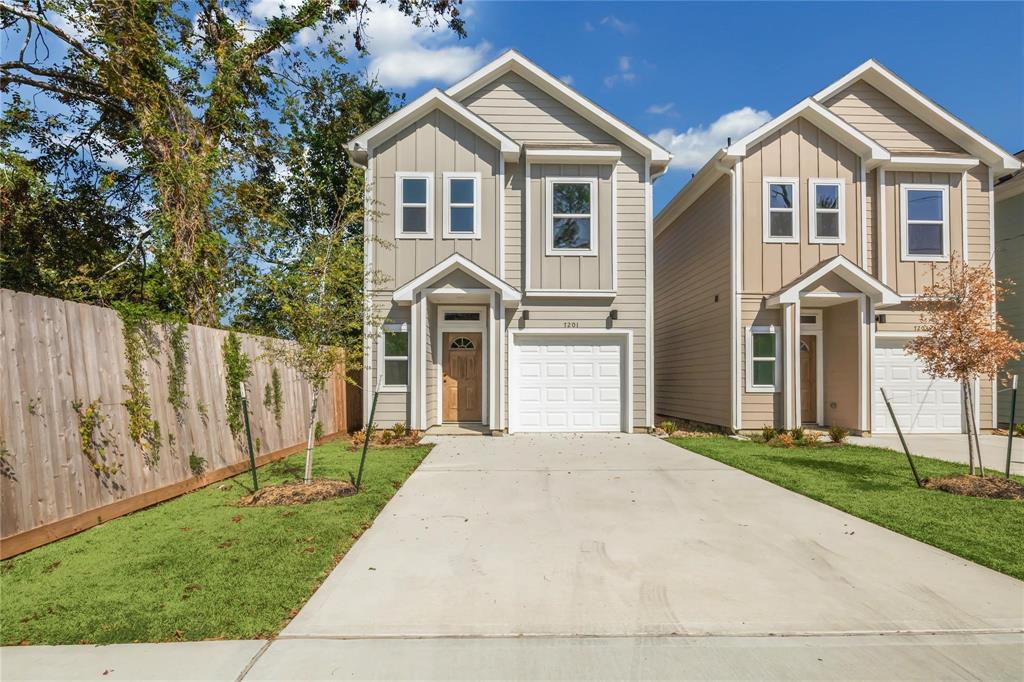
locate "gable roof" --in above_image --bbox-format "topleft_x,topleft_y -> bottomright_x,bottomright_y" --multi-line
724,98 -> 891,166
766,255 -> 901,307
392,254 -> 521,304
446,50 -> 672,173
814,59 -> 1021,172
345,88 -> 519,166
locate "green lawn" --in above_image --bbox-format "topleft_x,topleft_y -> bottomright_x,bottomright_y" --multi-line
668,436 -> 1024,581
1,440 -> 431,645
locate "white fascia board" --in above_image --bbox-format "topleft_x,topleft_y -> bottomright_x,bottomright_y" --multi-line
446,50 -> 672,167
525,148 -> 621,164
995,172 -> 1024,201
347,88 -> 519,163
885,156 -> 980,172
653,150 -> 730,236
392,253 -> 522,304
813,60 -> 1021,173
726,98 -> 889,165
766,255 -> 901,307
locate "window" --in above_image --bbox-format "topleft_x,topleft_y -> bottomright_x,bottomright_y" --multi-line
763,178 -> 799,243
381,324 -> 409,390
901,184 -> 948,260
808,179 -> 845,243
444,311 -> 480,321
396,172 -> 432,238
547,178 -> 597,255
746,326 -> 780,392
449,336 -> 475,350
443,172 -> 481,238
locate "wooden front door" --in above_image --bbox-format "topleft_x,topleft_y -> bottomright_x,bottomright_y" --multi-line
443,332 -> 483,423
800,335 -> 817,424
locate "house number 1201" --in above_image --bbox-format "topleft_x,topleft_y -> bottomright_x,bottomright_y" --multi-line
563,322 -> 578,328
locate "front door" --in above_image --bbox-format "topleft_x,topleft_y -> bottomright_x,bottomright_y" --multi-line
800,335 -> 817,424
443,332 -> 483,423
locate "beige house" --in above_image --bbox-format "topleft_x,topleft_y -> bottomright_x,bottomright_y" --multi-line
346,51 -> 671,433
995,151 -> 1024,426
654,60 -> 1021,435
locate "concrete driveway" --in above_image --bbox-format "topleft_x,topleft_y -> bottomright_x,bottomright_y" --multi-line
850,432 -> 1024,475
253,433 -> 1024,679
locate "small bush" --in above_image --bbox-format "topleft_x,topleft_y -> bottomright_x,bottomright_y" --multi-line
790,427 -> 805,442
392,423 -> 408,438
659,420 -> 677,434
1016,423 -> 1024,438
828,425 -> 849,443
768,433 -> 796,448
761,426 -> 777,442
379,429 -> 394,445
803,431 -> 822,446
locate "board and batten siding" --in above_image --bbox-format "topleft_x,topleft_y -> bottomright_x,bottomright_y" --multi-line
372,108 -> 503,289
741,117 -> 866,295
823,81 -> 964,154
653,175 -> 732,428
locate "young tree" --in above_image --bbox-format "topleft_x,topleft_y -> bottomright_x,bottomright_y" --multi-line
907,257 -> 1024,475
1,0 -> 463,323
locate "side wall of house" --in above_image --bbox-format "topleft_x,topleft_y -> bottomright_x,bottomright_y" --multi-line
653,175 -> 732,428
996,189 -> 1024,425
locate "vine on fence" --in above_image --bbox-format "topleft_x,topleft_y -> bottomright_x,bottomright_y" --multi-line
72,399 -> 123,477
222,331 -> 253,435
113,303 -> 163,466
166,319 -> 190,417
263,367 -> 284,427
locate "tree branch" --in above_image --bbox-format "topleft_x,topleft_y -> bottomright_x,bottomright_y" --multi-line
0,72 -> 128,115
0,60 -> 102,93
0,2 -> 104,65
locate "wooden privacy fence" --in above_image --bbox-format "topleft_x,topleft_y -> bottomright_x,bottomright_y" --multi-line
0,289 -> 353,558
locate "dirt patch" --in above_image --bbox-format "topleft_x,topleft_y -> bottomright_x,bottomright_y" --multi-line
923,475 -> 1024,500
238,479 -> 357,506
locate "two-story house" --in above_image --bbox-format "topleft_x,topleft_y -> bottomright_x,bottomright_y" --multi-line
346,51 -> 671,434
654,60 -> 1021,435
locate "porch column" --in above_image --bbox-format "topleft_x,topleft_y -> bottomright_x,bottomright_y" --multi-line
410,293 -> 422,430
488,291 -> 498,429
793,299 -> 802,427
859,295 -> 873,433
782,302 -> 797,430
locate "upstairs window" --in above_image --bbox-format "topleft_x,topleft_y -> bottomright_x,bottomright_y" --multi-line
747,326 -> 780,393
809,179 -> 845,243
396,172 -> 432,238
381,324 -> 409,390
547,178 -> 597,255
763,178 -> 799,243
443,172 -> 481,238
901,184 -> 948,260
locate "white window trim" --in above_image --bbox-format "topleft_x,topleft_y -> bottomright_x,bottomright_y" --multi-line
808,178 -> 846,244
442,171 -> 481,239
395,171 -> 434,239
546,176 -> 598,256
900,183 -> 949,262
379,322 -> 410,392
746,325 -> 781,393
763,177 -> 800,244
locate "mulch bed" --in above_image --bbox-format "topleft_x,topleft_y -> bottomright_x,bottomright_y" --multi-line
238,479 -> 357,506
923,475 -> 1024,500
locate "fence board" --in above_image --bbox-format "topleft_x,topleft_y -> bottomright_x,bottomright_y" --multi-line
0,289 -> 351,557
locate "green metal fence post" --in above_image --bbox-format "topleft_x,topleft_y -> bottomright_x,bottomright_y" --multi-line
1006,375 -> 1018,479
355,383 -> 381,491
880,387 -> 922,487
240,382 -> 259,491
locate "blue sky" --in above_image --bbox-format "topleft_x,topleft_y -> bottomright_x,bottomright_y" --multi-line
348,0 -> 1024,212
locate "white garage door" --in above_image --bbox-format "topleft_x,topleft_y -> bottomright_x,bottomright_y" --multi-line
511,335 -> 624,432
873,338 -> 962,434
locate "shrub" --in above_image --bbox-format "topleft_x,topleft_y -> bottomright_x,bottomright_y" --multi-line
828,425 -> 849,443
392,422 -> 408,438
659,420 -> 677,434
768,433 -> 795,448
379,429 -> 394,444
1016,423 -> 1024,438
803,431 -> 822,446
761,426 -> 777,442
790,427 -> 805,442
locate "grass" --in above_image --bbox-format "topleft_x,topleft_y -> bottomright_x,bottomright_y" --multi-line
668,436 -> 1024,581
0,439 -> 431,645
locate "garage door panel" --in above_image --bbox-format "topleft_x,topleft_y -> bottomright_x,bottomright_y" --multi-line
512,336 -> 624,433
874,339 -> 962,434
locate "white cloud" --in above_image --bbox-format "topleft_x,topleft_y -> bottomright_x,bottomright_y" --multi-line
249,0 -> 303,20
652,107 -> 772,170
600,15 -> 636,34
646,102 -> 675,115
559,74 -> 574,85
604,55 -> 636,88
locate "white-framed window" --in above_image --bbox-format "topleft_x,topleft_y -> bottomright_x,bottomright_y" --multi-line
763,177 -> 799,243
546,177 -> 598,256
395,171 -> 433,239
746,325 -> 780,393
443,172 -> 481,239
808,178 -> 845,244
380,323 -> 409,391
900,183 -> 949,261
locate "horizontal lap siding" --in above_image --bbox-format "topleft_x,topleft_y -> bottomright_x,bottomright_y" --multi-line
824,81 -> 964,154
966,166 -> 992,264
653,175 -> 731,428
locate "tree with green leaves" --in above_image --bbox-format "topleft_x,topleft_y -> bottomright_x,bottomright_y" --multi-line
1,0 -> 464,323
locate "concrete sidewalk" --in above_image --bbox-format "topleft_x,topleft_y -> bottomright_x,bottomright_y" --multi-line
849,433 -> 1023,475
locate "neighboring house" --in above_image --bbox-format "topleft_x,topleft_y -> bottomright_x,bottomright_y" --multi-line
654,60 -> 1021,435
346,51 -> 671,433
995,150 -> 1024,426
